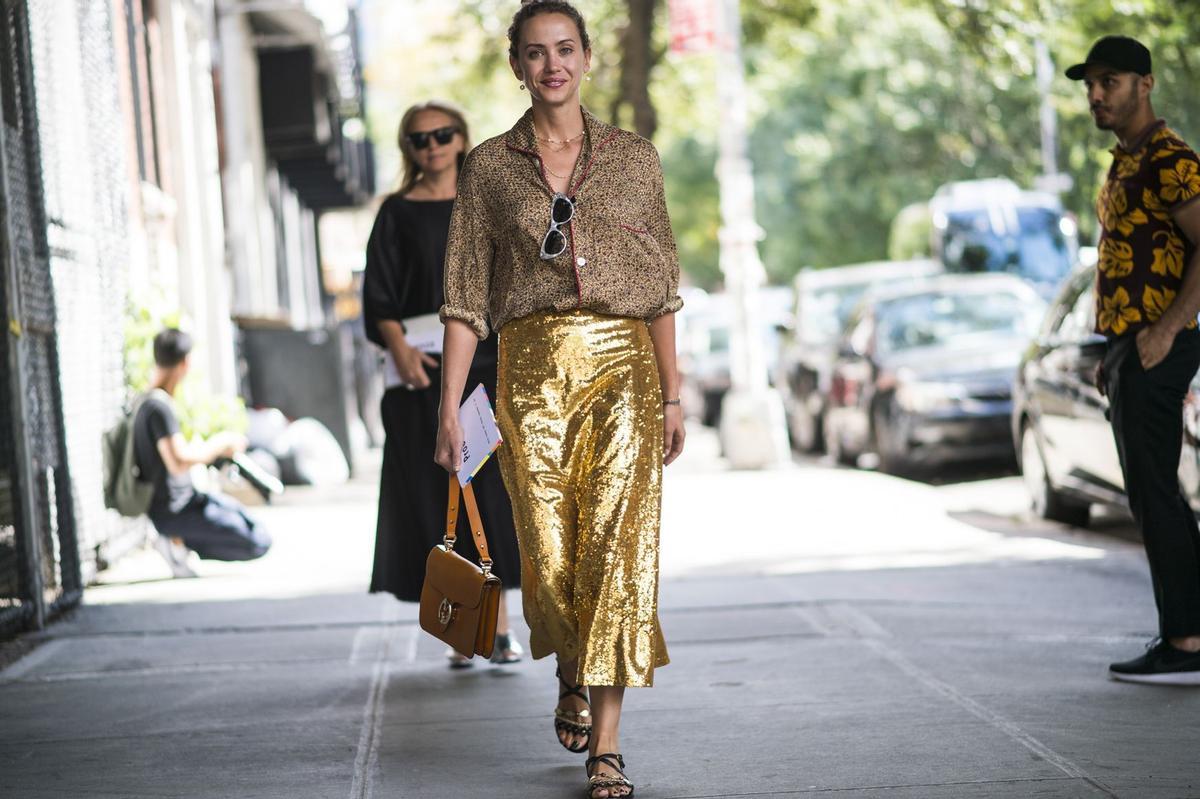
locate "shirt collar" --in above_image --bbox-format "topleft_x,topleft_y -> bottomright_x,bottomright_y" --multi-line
1111,118 -> 1167,157
504,106 -> 614,156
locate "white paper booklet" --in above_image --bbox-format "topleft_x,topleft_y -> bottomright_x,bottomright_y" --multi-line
382,313 -> 444,389
457,383 -> 503,487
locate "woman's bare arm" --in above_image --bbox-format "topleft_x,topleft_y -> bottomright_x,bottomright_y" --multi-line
434,320 -> 481,472
649,312 -> 685,466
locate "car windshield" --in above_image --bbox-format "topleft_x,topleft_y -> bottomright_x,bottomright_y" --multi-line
800,284 -> 868,343
876,289 -> 1040,354
942,207 -> 1072,286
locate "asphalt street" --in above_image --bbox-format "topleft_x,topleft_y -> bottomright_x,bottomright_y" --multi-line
1,429 -> 1197,799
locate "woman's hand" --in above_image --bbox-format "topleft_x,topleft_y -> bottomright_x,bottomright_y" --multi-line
663,404 -> 685,466
435,416 -> 464,474
391,341 -> 439,389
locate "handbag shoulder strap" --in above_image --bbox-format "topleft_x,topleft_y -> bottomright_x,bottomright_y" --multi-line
444,473 -> 493,570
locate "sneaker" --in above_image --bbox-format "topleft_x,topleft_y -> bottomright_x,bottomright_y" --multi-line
1109,638 -> 1200,685
153,535 -> 197,579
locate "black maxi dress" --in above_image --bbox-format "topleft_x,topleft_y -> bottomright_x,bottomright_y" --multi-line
363,195 -> 521,601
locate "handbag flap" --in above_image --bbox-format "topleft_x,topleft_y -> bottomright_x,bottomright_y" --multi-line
424,546 -> 487,610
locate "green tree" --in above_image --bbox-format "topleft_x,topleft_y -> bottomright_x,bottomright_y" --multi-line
124,297 -> 247,440
920,0 -> 1200,243
747,0 -> 1046,280
367,0 -> 1200,290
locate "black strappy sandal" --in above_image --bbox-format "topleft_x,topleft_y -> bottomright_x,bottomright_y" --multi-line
554,666 -> 592,753
585,752 -> 634,798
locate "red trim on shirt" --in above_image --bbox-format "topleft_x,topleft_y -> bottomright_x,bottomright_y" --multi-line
569,130 -> 619,196
506,130 -> 621,308
504,141 -> 553,192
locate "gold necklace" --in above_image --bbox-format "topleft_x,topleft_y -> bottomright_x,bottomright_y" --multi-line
544,159 -> 574,180
539,131 -> 586,179
536,129 -> 585,148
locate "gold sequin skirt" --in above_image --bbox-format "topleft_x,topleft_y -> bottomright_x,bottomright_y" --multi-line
496,310 -> 669,687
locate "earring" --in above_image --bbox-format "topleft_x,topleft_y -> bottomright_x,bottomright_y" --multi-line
585,74 -> 592,82
519,81 -> 526,91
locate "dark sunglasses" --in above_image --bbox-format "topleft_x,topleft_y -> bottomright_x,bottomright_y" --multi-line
406,126 -> 459,150
540,193 -> 575,261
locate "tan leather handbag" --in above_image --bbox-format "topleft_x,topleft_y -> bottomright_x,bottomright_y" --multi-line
419,474 -> 501,659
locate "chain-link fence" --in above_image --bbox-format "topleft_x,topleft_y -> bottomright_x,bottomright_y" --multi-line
0,0 -> 80,635
29,0 -> 146,586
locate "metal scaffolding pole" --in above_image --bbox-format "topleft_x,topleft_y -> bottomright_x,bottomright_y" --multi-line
1034,38 -> 1071,198
714,0 -> 788,469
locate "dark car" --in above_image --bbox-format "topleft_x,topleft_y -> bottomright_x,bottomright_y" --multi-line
824,273 -> 1045,473
1012,263 -> 1200,527
775,259 -> 942,452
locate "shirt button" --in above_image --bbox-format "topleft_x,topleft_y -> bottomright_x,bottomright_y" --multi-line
576,257 -> 587,267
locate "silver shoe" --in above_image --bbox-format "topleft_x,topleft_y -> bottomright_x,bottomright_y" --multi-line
491,632 -> 524,664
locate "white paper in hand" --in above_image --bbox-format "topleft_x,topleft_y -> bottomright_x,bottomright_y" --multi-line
457,384 -> 503,487
382,313 -> 445,389
401,313 -> 444,353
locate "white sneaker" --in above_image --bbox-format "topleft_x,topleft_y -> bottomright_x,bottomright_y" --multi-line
153,535 -> 197,578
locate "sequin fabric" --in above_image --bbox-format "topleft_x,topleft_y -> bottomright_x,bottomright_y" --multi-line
496,310 -> 669,687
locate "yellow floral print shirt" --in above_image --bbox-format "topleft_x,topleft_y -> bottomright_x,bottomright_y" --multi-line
1096,120 -> 1200,337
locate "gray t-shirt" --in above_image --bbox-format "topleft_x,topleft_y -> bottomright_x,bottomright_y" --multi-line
133,392 -> 195,516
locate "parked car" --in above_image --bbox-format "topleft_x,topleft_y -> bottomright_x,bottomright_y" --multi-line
1012,263 -> 1200,527
678,287 -> 792,427
775,259 -> 942,452
824,273 -> 1046,473
929,178 -> 1079,298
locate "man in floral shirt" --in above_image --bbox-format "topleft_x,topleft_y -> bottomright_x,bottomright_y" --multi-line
1070,35 -> 1200,684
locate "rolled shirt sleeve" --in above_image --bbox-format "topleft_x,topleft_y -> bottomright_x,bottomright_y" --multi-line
440,150 -> 495,340
645,144 -> 683,319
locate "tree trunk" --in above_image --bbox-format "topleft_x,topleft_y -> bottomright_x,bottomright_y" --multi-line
619,0 -> 658,139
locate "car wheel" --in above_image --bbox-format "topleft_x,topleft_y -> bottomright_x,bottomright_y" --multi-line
872,404 -> 907,475
1020,423 -> 1090,527
702,392 -> 722,428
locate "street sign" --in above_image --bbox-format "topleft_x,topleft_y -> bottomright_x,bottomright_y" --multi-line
668,0 -> 718,54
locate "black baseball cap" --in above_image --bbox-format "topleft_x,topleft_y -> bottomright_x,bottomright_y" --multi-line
1066,36 -> 1152,80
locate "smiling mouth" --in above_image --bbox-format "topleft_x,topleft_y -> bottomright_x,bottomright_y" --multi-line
542,78 -> 568,88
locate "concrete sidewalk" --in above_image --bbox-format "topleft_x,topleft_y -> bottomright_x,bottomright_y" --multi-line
2,442 -> 1199,798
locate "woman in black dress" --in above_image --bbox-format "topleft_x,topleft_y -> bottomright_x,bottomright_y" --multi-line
363,101 -> 523,666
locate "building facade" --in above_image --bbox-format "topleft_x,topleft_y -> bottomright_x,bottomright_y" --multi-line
0,0 -> 372,635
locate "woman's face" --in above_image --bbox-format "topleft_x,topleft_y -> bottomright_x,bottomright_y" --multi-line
510,13 -> 590,107
406,109 -> 464,175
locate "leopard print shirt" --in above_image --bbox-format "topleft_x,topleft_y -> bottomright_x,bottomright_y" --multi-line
439,107 -> 683,339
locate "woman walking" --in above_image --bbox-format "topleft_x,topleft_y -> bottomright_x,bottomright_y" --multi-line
364,101 -> 523,667
434,3 -> 685,796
